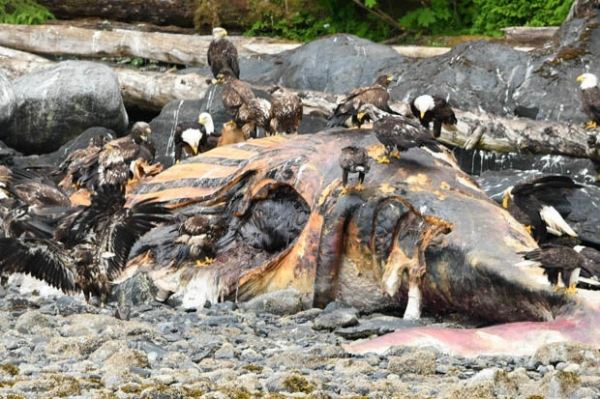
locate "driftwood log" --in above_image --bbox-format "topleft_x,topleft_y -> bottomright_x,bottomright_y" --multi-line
1,45 -> 597,160
0,24 -> 538,67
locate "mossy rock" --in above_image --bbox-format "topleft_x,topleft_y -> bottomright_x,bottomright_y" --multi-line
283,374 -> 315,394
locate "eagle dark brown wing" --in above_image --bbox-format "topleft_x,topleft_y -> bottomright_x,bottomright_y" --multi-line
222,78 -> 255,116
269,89 -> 303,134
99,197 -> 171,280
581,86 -> 600,123
208,38 -> 240,79
328,84 -> 391,127
0,237 -> 78,294
374,115 -> 440,153
8,168 -> 70,208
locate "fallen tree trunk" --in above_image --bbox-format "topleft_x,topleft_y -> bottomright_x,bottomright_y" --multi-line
0,24 -> 537,67
1,47 -> 596,160
0,23 -> 296,66
37,0 -> 195,27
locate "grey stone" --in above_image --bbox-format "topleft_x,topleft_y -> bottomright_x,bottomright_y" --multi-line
387,348 -> 438,375
335,314 -> 419,339
241,288 -> 308,316
8,61 -> 128,154
0,71 -> 15,132
15,311 -> 56,334
312,307 -> 359,331
214,342 -> 236,360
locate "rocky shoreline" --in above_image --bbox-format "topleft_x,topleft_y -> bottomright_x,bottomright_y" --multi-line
0,279 -> 596,399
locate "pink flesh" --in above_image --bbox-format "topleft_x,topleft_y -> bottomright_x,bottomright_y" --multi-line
345,292 -> 600,357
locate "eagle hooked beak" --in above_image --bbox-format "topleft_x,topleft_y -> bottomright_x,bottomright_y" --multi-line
190,143 -> 199,155
357,111 -> 366,122
386,75 -> 394,82
501,188 -> 512,209
576,74 -> 585,83
420,111 -> 425,119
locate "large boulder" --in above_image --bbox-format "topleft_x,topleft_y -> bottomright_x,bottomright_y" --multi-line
278,34 -> 406,94
0,71 -> 15,133
7,61 -> 128,154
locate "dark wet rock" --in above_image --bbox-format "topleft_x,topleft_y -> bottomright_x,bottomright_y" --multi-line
241,288 -> 308,316
312,306 -> 359,331
0,72 -> 15,133
335,314 -> 420,339
6,61 -> 128,154
279,34 -> 405,94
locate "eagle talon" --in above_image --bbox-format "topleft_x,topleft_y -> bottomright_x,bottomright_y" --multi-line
354,183 -> 365,192
340,186 -> 352,195
565,284 -> 578,295
525,225 -> 534,235
585,120 -> 598,129
195,257 -> 214,267
554,285 -> 564,293
390,150 -> 401,159
376,155 -> 391,164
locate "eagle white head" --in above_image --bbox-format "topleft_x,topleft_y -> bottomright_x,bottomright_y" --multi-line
212,27 -> 228,40
414,94 -> 435,118
198,112 -> 214,135
181,129 -> 202,155
577,73 -> 598,90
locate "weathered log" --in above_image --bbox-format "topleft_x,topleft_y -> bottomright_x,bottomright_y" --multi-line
0,24 -> 538,67
38,0 -> 195,27
500,26 -> 558,45
1,47 -> 596,159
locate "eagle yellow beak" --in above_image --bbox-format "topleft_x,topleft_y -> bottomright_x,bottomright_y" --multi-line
191,144 -> 199,155
357,112 -> 366,122
577,74 -> 585,82
387,75 -> 393,82
420,111 -> 425,119
502,191 -> 510,209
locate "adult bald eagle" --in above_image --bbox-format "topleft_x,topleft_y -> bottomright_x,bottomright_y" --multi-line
357,104 -> 441,164
502,175 -> 581,243
0,185 -> 170,304
518,244 -> 588,294
268,86 -> 303,135
339,146 -> 370,191
207,27 -> 240,79
410,95 -> 457,138
577,73 -> 600,129
79,122 -> 155,191
174,112 -> 215,164
327,74 -> 395,128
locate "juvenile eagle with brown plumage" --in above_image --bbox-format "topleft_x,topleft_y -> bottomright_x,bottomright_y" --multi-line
207,27 -> 240,79
327,74 -> 394,128
268,86 -> 303,135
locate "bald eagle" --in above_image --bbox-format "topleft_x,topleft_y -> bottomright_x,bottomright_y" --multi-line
268,86 -> 303,135
410,95 -> 457,138
218,72 -> 255,121
356,104 -> 441,164
174,112 -> 215,164
0,186 -> 170,304
328,74 -> 395,128
502,175 -> 581,243
577,73 -> 600,129
217,121 -> 247,146
238,97 -> 271,138
56,135 -> 111,191
518,244 -> 589,294
339,146 -> 370,191
78,122 -> 155,192
207,27 -> 240,79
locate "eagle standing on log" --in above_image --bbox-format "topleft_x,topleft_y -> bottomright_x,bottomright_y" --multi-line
327,74 -> 395,128
207,27 -> 240,79
268,86 -> 303,135
576,73 -> 600,129
502,175 -> 580,243
410,95 -> 457,138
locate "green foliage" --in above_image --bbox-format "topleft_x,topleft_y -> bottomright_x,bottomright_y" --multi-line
0,0 -> 53,25
244,0 -> 391,42
472,0 -> 573,35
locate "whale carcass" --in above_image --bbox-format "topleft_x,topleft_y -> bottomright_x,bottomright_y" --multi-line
123,128 -> 582,330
